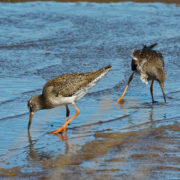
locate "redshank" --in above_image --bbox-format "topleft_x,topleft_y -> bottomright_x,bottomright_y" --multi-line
28,65 -> 112,134
117,43 -> 166,103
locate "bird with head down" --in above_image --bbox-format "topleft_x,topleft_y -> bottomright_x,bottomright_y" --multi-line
117,43 -> 166,103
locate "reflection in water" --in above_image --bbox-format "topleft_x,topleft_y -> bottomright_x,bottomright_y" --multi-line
27,131 -> 38,161
117,97 -> 168,131
53,130 -> 71,154
27,130 -> 70,163
149,106 -> 153,121
27,131 -> 53,162
117,99 -> 127,114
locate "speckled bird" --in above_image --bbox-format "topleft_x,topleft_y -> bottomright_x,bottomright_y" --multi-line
28,65 -> 112,134
117,43 -> 166,103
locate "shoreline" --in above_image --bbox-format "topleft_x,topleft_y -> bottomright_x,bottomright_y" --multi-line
0,0 -> 180,4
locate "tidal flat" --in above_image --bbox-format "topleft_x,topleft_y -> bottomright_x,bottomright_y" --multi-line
0,1 -> 180,179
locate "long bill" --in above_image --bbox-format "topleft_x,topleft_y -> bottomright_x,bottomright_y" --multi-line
116,72 -> 134,103
28,112 -> 34,130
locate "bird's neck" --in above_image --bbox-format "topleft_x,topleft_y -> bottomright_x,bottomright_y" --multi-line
35,95 -> 45,110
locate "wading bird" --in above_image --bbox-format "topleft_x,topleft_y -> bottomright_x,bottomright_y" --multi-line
117,43 -> 166,103
28,65 -> 111,134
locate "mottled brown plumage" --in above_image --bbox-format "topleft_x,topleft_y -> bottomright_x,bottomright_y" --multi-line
117,43 -> 166,103
132,43 -> 166,85
43,69 -> 109,98
28,65 -> 112,134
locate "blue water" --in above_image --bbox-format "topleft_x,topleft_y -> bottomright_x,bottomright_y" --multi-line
0,2 -> 180,179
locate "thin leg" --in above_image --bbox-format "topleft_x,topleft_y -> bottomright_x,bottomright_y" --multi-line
159,82 -> 166,103
150,80 -> 155,103
65,105 -> 70,122
117,72 -> 134,103
53,102 -> 80,134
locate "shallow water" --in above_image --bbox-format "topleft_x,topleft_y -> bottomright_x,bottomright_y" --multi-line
0,2 -> 180,179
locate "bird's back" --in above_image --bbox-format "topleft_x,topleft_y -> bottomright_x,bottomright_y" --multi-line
132,43 -> 166,83
141,50 -> 164,68
43,65 -> 111,98
132,44 -> 164,72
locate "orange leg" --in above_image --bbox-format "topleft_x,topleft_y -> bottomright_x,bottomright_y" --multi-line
117,72 -> 134,103
53,102 -> 80,134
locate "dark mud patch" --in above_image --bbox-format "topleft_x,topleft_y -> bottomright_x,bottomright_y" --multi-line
0,167 -> 21,177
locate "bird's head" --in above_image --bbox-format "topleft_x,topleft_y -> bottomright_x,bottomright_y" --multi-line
132,49 -> 142,61
27,95 -> 43,130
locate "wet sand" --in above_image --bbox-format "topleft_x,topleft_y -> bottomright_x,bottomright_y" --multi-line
0,1 -> 180,179
1,121 -> 180,179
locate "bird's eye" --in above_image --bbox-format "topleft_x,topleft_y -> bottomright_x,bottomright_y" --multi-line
28,101 -> 33,109
30,103 -> 34,108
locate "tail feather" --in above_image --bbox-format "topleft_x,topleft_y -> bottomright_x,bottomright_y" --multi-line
143,43 -> 158,50
93,64 -> 111,81
103,64 -> 112,70
148,43 -> 158,49
100,64 -> 112,75
94,64 -> 112,75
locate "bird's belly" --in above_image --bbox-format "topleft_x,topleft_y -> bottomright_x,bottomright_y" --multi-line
47,95 -> 76,107
45,84 -> 93,107
147,75 -> 157,81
